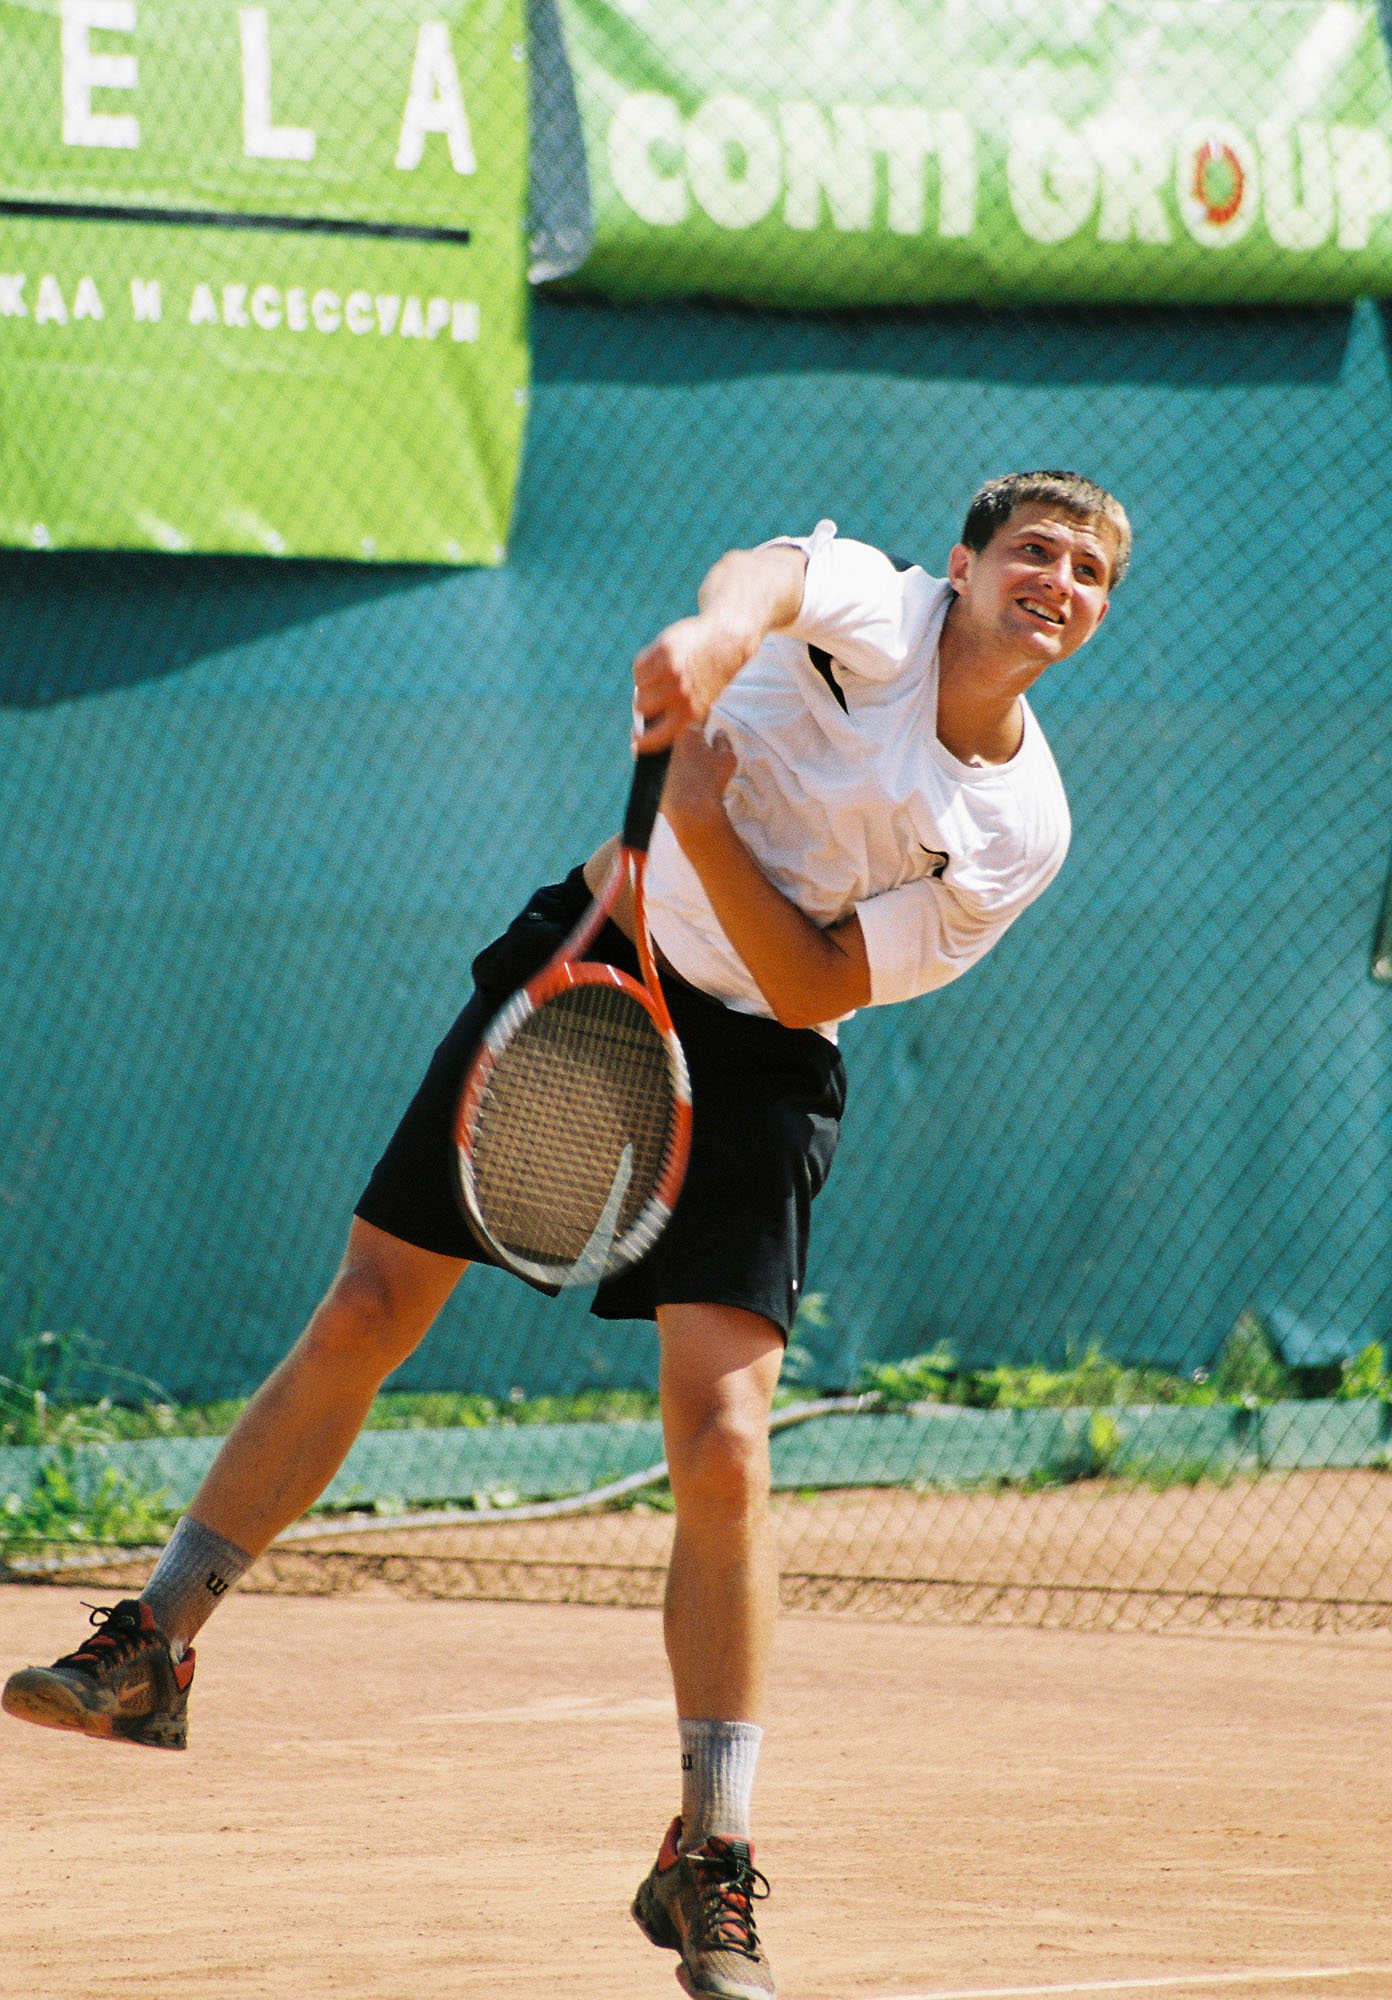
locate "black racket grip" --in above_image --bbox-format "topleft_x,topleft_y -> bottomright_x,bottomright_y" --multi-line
621,746 -> 672,853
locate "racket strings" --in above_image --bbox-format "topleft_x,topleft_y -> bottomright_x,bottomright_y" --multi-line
469,983 -> 680,1276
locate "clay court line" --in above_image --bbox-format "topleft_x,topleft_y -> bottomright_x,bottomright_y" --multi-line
879,1964 -> 1392,1999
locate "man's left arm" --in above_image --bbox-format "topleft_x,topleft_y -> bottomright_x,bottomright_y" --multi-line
661,728 -> 870,1031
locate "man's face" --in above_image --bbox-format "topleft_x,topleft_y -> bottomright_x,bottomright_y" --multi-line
947,508 -> 1115,668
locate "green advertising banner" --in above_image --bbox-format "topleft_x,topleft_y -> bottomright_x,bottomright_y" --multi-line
557,0 -> 1392,306
0,0 -> 529,562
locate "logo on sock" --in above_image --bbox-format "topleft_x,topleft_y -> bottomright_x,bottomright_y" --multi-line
205,1571 -> 229,1597
681,1752 -> 693,1770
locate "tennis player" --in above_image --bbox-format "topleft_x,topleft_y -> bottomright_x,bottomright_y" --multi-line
5,470 -> 1128,2000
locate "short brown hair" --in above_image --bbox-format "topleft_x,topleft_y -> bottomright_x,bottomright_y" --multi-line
961,470 -> 1131,586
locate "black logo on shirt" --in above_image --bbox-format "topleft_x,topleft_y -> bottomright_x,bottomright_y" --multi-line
806,643 -> 848,713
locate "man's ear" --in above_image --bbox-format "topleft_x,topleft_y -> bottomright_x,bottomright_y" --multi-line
946,542 -> 972,592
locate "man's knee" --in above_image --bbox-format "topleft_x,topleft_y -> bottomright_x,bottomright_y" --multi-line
302,1228 -> 461,1377
669,1404 -> 772,1521
300,1263 -> 410,1376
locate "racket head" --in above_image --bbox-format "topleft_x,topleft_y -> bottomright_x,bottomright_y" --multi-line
455,958 -> 693,1289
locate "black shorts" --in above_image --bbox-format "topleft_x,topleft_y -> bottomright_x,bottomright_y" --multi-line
354,867 -> 846,1336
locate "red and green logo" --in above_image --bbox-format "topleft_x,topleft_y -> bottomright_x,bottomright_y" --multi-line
1192,140 -> 1245,226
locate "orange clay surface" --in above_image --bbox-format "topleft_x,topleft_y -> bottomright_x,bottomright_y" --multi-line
2,1583 -> 1391,2000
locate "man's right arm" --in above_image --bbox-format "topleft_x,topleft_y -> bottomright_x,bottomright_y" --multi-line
631,544 -> 808,752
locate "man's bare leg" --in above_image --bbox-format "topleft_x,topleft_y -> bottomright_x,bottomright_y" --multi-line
191,1218 -> 469,1557
631,1304 -> 781,1998
2,1220 -> 468,1746
131,1218 -> 470,1655
658,1304 -> 783,1812
659,1303 -> 783,1722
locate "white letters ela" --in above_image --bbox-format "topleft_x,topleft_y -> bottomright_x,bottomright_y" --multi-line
57,5 -> 483,181
240,8 -> 314,162
61,0 -> 139,150
396,20 -> 476,173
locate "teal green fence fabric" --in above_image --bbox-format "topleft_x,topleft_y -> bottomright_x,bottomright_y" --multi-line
4,6 -> 1392,1632
3,292 -> 1390,1405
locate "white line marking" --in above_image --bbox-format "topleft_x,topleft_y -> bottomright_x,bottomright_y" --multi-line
875,1965 -> 1392,2000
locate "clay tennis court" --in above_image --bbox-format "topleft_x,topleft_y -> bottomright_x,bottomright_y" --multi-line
249,1469 -> 1392,1623
4,1579 -> 1391,2000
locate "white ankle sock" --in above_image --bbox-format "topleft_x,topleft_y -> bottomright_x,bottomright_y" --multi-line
679,1719 -> 763,1846
141,1515 -> 253,1657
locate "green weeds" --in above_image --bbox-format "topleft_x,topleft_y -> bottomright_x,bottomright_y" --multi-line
1334,1340 -> 1390,1399
0,1282 -> 175,1449
2,1453 -> 174,1550
363,1387 -> 663,1429
4,1278 -> 1389,1544
855,1318 -> 1391,1415
0,1286 -> 179,1554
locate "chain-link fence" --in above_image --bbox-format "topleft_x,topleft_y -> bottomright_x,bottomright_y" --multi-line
2,0 -> 1391,1632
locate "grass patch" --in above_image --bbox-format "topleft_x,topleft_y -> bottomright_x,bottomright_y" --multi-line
5,1285 -> 1390,1542
361,1387 -> 663,1429
0,1281 -> 177,1449
855,1319 -> 1392,1414
2,1452 -> 175,1550
0,1290 -> 180,1553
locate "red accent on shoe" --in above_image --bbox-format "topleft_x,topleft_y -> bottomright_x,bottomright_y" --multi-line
67,1599 -> 160,1667
173,1650 -> 196,1691
681,1835 -> 770,1960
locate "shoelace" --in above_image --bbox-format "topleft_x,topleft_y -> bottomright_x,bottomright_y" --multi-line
687,1843 -> 771,1959
56,1602 -> 150,1677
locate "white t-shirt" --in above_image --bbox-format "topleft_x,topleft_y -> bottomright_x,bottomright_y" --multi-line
644,520 -> 1072,1038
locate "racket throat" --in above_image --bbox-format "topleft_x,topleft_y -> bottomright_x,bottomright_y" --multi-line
568,1142 -> 635,1286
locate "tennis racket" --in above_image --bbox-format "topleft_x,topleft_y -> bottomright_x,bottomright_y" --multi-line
454,747 -> 692,1288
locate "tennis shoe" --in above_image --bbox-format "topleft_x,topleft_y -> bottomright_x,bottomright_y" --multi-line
632,1816 -> 775,2000
2,1598 -> 194,1750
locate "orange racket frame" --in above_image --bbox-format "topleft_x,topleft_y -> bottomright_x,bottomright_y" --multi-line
454,747 -> 693,1287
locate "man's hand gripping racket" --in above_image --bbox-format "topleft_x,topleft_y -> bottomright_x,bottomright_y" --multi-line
454,747 -> 692,1288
